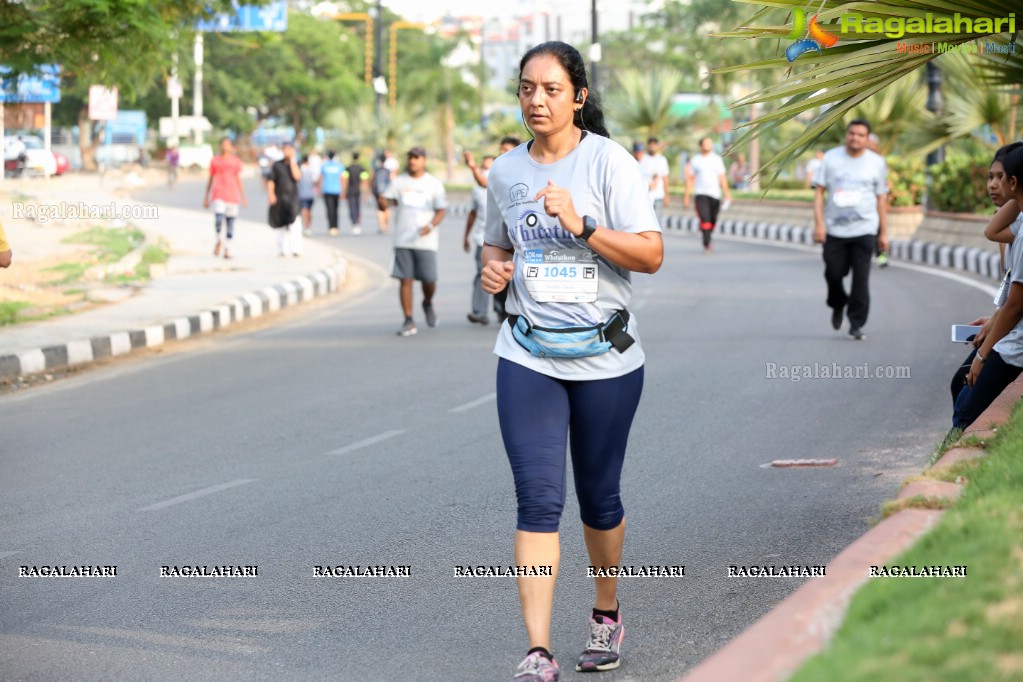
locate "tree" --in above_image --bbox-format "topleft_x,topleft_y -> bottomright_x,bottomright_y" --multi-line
713,1 -> 1020,181
1,0 -> 245,169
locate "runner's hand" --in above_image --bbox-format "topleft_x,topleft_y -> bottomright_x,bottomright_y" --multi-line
535,180 -> 581,235
203,197 -> 210,209
813,225 -> 826,244
482,260 -> 514,294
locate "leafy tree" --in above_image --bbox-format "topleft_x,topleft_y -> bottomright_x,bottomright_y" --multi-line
715,0 -> 1020,180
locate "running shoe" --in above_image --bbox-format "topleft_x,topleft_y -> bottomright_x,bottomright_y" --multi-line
423,302 -> 438,328
397,318 -> 417,337
467,313 -> 489,325
352,226 -> 363,235
303,228 -> 312,237
831,305 -> 844,331
514,652 -> 559,681
576,613 -> 624,672
329,227 -> 339,236
849,326 -> 865,341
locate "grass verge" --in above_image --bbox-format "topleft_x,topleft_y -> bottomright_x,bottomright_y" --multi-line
789,404 -> 1023,682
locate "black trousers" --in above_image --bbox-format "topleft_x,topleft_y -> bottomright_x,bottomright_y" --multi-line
823,234 -> 875,329
695,195 -> 720,248
348,192 -> 362,226
324,193 -> 340,229
954,349 -> 1023,429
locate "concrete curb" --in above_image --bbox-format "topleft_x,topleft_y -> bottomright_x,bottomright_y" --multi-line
676,374 -> 1023,681
0,259 -> 348,381
677,508 -> 943,682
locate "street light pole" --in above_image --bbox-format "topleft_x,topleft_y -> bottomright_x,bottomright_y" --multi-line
924,62 -> 944,209
375,0 -> 383,121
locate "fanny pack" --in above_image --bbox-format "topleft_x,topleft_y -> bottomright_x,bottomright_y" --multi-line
507,309 -> 634,359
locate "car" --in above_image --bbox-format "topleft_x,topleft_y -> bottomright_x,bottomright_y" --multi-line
4,134 -> 58,176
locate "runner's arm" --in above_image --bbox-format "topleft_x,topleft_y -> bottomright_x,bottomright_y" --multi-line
985,200 -> 1020,243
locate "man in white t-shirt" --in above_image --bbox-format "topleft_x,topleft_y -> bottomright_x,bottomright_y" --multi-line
637,137 -> 670,225
685,137 -> 731,252
813,119 -> 888,340
379,146 -> 448,337
463,153 -> 495,325
805,150 -> 824,189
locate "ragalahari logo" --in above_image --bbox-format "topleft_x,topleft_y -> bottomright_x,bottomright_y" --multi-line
786,8 -> 840,62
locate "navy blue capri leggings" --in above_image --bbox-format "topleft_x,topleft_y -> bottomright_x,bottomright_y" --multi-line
496,358 -> 644,533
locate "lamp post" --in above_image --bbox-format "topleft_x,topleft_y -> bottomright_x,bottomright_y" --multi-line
924,62 -> 944,209
331,13 -> 374,86
374,0 -> 384,120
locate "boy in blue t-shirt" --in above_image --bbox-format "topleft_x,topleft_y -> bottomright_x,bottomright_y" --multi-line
320,151 -> 345,236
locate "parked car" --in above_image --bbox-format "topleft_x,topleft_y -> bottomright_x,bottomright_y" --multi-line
3,134 -> 57,176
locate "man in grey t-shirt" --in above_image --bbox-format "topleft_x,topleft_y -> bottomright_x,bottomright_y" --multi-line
813,119 -> 888,340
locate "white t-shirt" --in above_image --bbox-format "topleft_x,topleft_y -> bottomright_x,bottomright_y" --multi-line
638,153 -> 670,201
994,222 -> 1023,367
385,173 -> 447,251
384,157 -> 399,174
815,147 -> 888,239
689,153 -> 726,199
806,157 -> 823,185
470,170 -> 489,248
484,134 -> 661,381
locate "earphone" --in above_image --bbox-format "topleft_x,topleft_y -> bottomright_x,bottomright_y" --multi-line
575,90 -> 583,103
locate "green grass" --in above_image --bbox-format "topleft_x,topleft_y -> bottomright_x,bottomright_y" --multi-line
104,244 -> 169,283
63,226 -> 144,263
789,405 -> 1023,682
0,301 -> 32,326
733,189 -> 816,203
43,262 -> 90,285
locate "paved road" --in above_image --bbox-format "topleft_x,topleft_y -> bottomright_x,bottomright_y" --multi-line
0,178 -> 991,680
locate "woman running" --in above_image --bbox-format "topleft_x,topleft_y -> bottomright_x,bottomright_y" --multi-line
480,41 -> 664,682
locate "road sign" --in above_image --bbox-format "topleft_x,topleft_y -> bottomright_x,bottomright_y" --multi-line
166,76 -> 183,99
89,85 -> 119,121
0,65 -> 61,103
159,115 -> 212,139
196,1 -> 288,32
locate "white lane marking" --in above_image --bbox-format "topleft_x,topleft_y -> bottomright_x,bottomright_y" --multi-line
138,478 -> 257,511
450,393 -> 497,413
326,430 -> 405,456
0,551 -> 23,559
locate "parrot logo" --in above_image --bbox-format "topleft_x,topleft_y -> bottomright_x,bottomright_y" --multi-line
785,8 -> 839,62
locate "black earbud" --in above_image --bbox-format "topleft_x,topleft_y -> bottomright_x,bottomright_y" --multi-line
575,90 -> 584,103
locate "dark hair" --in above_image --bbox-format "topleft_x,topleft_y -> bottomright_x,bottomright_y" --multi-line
648,137 -> 659,145
483,155 -> 496,162
1003,146 -> 1023,192
352,151 -> 361,161
517,41 -> 609,138
698,137 -> 712,146
500,136 -> 521,147
847,118 -> 872,134
326,150 -> 336,160
994,141 -> 1023,165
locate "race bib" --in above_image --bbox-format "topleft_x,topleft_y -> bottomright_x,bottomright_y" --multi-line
833,189 -> 862,207
522,248 -> 599,303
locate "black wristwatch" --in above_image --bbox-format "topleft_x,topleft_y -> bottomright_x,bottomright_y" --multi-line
579,215 -> 597,242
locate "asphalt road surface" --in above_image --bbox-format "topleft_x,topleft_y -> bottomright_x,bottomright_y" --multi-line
0,177 -> 993,681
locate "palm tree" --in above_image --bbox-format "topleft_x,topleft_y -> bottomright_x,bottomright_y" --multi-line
714,1 -> 1020,179
606,67 -> 686,140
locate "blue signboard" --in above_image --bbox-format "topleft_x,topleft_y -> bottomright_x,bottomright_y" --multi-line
196,1 -> 288,32
103,110 -> 148,145
0,64 -> 61,104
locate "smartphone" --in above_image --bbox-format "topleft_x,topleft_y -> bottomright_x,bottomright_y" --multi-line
951,324 -> 981,343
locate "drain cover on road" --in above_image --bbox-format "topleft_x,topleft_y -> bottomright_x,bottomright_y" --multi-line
768,458 -> 839,468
